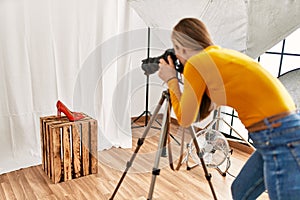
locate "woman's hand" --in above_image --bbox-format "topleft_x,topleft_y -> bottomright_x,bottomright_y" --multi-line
158,55 -> 177,83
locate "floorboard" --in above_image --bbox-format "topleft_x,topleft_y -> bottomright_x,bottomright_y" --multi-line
0,120 -> 269,200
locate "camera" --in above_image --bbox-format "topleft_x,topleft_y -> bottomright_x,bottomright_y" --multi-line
141,48 -> 184,75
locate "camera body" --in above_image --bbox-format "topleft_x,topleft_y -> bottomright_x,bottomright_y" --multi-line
141,48 -> 184,75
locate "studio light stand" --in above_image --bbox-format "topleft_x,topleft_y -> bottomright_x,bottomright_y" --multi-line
131,27 -> 155,128
110,90 -> 218,200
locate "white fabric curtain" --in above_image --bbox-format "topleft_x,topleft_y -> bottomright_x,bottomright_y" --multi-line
0,0 -> 147,174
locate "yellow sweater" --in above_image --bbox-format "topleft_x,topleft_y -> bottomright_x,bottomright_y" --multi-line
168,45 -> 296,128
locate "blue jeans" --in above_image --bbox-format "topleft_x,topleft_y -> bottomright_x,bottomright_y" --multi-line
231,113 -> 300,200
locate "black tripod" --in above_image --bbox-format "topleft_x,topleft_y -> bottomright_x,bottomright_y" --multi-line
110,90 -> 218,200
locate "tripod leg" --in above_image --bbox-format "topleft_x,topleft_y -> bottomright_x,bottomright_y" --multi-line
131,110 -> 147,124
147,99 -> 170,200
110,92 -> 167,200
131,111 -> 148,129
188,126 -> 218,200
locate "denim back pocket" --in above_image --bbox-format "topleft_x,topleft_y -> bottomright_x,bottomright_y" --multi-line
287,140 -> 300,171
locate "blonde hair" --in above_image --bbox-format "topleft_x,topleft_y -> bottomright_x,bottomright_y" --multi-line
172,18 -> 214,50
173,18 -> 214,120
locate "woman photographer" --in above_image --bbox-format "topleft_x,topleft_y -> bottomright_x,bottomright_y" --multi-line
158,17 -> 300,200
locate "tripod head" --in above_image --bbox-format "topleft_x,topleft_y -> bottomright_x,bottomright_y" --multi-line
162,89 -> 170,98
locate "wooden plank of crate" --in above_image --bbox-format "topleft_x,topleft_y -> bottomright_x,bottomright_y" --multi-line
63,126 -> 72,181
81,121 -> 90,176
52,127 -> 62,183
45,120 -> 53,175
40,118 -> 45,171
40,115 -> 65,173
44,118 -> 66,178
45,121 -> 51,178
49,127 -> 54,180
90,120 -> 98,174
41,118 -> 49,175
72,123 -> 81,178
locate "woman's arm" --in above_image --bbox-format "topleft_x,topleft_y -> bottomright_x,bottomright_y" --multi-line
168,62 -> 207,127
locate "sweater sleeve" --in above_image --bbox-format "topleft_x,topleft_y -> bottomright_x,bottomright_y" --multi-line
167,62 -> 207,127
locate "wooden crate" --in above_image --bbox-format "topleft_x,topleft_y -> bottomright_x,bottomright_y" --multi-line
40,114 -> 98,183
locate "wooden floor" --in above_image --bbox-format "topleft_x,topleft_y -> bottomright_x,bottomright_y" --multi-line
0,119 -> 270,200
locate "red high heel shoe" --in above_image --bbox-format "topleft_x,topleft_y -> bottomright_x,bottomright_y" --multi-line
56,100 -> 84,121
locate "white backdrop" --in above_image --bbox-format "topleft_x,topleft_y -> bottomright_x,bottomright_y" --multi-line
0,0 -> 156,174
